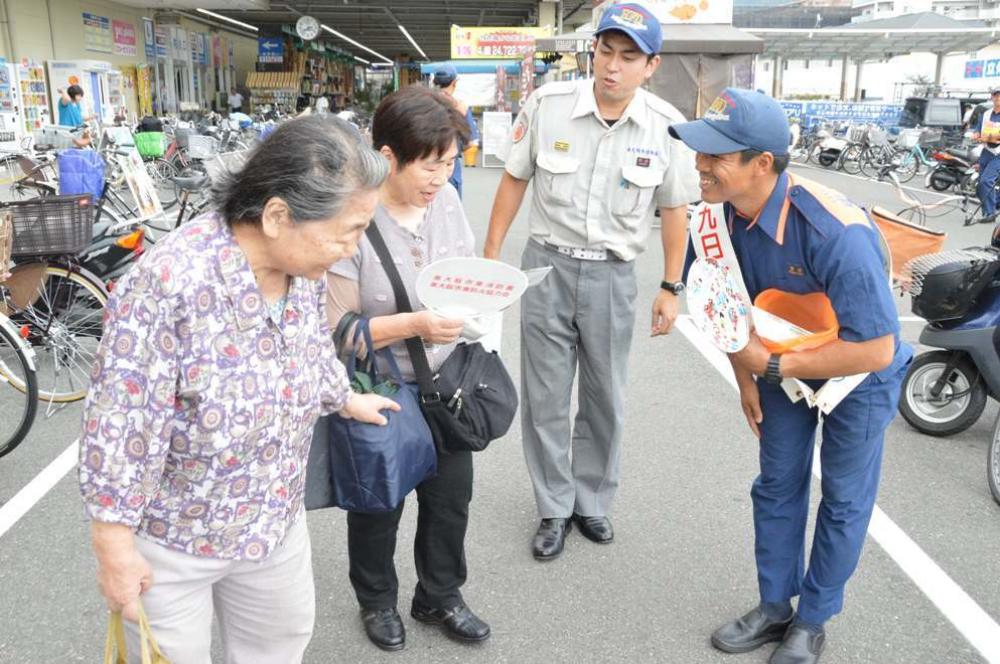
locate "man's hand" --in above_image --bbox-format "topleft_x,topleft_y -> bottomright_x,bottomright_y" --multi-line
339,393 -> 401,426
738,377 -> 763,438
482,243 -> 501,260
731,332 -> 771,376
651,290 -> 679,336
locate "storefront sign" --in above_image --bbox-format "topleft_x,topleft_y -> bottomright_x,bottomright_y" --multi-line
593,0 -> 733,25
113,20 -> 137,57
83,13 -> 113,54
258,38 -> 284,64
143,18 -> 154,58
779,100 -> 902,128
170,28 -> 188,61
450,26 -> 551,59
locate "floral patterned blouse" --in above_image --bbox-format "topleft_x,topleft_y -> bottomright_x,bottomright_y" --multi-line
79,214 -> 351,561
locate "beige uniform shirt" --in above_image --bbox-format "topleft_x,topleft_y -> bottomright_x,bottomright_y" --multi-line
504,78 -> 700,261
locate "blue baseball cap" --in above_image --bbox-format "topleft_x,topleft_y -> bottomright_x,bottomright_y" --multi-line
669,88 -> 791,157
433,63 -> 458,86
595,2 -> 663,55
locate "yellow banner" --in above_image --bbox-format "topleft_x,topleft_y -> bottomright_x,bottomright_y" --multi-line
450,26 -> 552,59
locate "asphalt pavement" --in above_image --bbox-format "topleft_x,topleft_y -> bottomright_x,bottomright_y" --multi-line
1,162 -> 998,664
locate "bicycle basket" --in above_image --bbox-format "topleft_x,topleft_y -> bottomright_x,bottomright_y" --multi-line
897,129 -> 921,149
902,248 -> 1000,321
134,131 -> 165,158
174,127 -> 195,149
7,195 -> 94,257
186,135 -> 218,160
0,211 -> 12,279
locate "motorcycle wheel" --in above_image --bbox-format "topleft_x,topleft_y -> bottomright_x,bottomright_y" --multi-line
818,151 -> 837,168
928,169 -> 955,192
899,351 -> 987,437
989,416 -> 1000,506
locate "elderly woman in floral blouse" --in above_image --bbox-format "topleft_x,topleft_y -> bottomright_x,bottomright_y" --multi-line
78,116 -> 396,664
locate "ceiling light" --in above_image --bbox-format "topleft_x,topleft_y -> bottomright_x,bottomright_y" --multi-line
321,24 -> 393,64
195,8 -> 259,32
354,55 -> 371,65
398,25 -> 428,60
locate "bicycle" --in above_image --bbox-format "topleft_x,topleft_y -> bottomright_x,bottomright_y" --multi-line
0,210 -> 39,458
1,195 -> 109,407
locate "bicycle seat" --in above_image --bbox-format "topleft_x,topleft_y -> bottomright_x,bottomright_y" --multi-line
945,147 -> 974,161
172,173 -> 209,192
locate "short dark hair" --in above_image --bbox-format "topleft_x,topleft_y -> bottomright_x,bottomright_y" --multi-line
372,86 -> 471,167
739,149 -> 789,175
212,114 -> 387,227
67,85 -> 84,100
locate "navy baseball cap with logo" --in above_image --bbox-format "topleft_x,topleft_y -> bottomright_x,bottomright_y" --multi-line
669,88 -> 791,157
433,63 -> 458,86
594,2 -> 663,55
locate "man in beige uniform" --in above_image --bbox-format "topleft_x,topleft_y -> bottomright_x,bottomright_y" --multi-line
484,2 -> 700,561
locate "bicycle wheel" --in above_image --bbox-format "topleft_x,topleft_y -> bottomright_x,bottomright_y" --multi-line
893,149 -> 919,183
146,158 -> 180,210
859,147 -> 886,179
0,315 -> 38,458
839,143 -> 865,174
6,264 -> 108,403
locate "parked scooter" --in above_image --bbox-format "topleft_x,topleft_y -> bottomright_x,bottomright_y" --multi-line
810,131 -> 849,169
926,143 -> 980,194
898,248 -> 1000,504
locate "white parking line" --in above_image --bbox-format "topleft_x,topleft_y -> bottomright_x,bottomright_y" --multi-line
674,317 -> 1000,664
0,440 -> 78,539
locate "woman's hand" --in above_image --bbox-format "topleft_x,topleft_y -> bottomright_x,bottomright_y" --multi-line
411,311 -> 464,344
92,522 -> 153,622
340,392 -> 401,426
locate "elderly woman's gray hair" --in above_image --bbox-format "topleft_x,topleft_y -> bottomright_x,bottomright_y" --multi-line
213,115 -> 388,226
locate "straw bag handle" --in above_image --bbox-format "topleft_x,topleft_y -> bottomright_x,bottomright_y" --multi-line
104,601 -> 171,664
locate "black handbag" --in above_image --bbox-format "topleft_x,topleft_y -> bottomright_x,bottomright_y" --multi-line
365,223 -> 518,453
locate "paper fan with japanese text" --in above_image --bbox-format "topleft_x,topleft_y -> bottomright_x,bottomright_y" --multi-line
686,257 -> 752,353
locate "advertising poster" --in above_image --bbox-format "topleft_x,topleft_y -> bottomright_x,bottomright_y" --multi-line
450,26 -> 551,59
118,150 -> 162,221
113,20 -> 137,57
83,13 -> 113,54
593,0 -> 734,25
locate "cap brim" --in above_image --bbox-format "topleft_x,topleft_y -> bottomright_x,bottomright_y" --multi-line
669,120 -> 749,155
594,26 -> 657,55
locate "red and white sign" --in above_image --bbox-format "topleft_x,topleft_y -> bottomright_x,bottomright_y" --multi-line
113,20 -> 137,57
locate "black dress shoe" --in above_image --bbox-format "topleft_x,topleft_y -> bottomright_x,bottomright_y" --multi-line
532,518 -> 571,560
572,513 -> 614,543
360,607 -> 405,651
769,625 -> 825,664
410,601 -> 491,642
711,605 -> 794,654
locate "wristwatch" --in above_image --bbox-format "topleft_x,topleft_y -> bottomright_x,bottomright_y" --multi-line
764,354 -> 783,385
660,280 -> 685,295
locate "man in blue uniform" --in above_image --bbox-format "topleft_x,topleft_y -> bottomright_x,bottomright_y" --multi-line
670,89 -> 912,664
975,87 -> 1000,223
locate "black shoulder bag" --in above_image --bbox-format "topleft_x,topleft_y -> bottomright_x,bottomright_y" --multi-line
365,223 -> 518,453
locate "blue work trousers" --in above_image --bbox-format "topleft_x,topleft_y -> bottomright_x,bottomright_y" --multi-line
978,149 -> 1000,217
752,370 -> 903,625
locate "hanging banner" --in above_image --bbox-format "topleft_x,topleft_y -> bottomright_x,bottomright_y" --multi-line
83,13 -> 113,54
142,18 -> 154,59
451,26 -> 551,59
212,35 -> 222,67
154,26 -> 168,59
113,20 -> 137,57
519,50 -> 535,106
495,66 -> 508,112
593,0 -> 733,25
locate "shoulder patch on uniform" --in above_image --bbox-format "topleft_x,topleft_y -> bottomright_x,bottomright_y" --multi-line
789,176 -> 871,231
